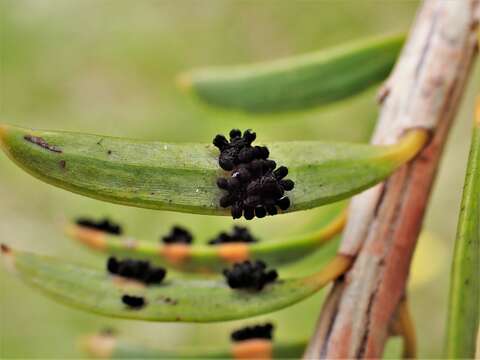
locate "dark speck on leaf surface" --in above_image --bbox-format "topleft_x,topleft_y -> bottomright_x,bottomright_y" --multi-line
59,160 -> 66,169
24,135 -> 62,153
121,295 -> 146,309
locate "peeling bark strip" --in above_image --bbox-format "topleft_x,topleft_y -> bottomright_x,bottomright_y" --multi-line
304,1 -> 480,358
24,135 -> 62,153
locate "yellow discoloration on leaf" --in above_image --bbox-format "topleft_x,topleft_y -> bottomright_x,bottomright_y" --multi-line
383,129 -> 429,165
232,339 -> 273,360
0,124 -> 8,149
312,209 -> 347,244
303,255 -> 352,287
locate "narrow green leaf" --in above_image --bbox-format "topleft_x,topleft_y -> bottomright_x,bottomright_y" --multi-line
0,125 -> 425,215
0,245 -> 350,322
178,34 -> 404,113
67,209 -> 344,273
82,332 -> 306,359
445,102 -> 480,358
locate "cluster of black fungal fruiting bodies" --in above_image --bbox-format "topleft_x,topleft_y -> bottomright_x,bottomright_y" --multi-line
161,226 -> 193,244
208,225 -> 258,245
213,129 -> 294,220
107,257 -> 167,285
231,323 -> 274,342
76,217 -> 123,235
223,260 -> 278,291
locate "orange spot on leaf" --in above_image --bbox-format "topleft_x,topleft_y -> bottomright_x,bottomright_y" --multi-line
232,339 -> 272,360
218,243 -> 249,263
161,244 -> 191,265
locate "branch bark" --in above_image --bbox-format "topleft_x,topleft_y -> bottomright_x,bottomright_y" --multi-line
304,1 -> 480,358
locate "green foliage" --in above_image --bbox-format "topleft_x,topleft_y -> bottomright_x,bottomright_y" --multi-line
82,332 -> 306,359
1,246 -> 347,322
0,124 -> 416,215
67,207 -> 343,273
445,106 -> 480,358
180,34 -> 404,113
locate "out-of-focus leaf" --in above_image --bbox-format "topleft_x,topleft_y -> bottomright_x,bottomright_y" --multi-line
67,209 -> 344,273
178,34 -> 404,113
1,245 -> 350,322
82,332 -> 306,359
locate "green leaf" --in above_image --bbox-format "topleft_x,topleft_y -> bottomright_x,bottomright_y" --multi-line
82,332 -> 306,359
445,103 -> 480,358
0,245 -> 350,322
67,208 -> 344,273
0,124 -> 425,216
178,34 -> 404,113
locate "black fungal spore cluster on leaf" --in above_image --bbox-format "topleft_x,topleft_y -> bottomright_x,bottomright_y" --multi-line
121,295 -> 146,309
213,129 -> 294,220
76,217 -> 123,235
107,257 -> 166,285
230,323 -> 274,342
208,225 -> 258,245
223,260 -> 278,291
161,226 -> 193,244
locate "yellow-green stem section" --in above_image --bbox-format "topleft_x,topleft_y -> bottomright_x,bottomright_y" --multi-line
384,129 -> 429,165
398,299 -> 417,359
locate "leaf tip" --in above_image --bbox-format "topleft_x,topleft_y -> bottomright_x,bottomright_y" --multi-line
176,72 -> 193,92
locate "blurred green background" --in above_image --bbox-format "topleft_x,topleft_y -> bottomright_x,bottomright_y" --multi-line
0,1 -> 478,358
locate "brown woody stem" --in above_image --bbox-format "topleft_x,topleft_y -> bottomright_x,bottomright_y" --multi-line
304,0 -> 480,358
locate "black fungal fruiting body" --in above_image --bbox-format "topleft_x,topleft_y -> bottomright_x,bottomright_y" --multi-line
208,225 -> 258,245
76,217 -> 123,235
121,295 -> 146,309
223,260 -> 278,291
213,129 -> 294,220
107,257 -> 166,285
161,226 -> 193,244
231,323 -> 274,342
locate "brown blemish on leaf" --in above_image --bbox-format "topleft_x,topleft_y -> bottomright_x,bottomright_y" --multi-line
161,244 -> 191,265
0,244 -> 15,272
157,295 -> 178,305
59,160 -> 66,169
24,135 -> 62,153
218,243 -> 249,263
1,243 -> 11,254
66,225 -> 107,250
232,339 -> 273,360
